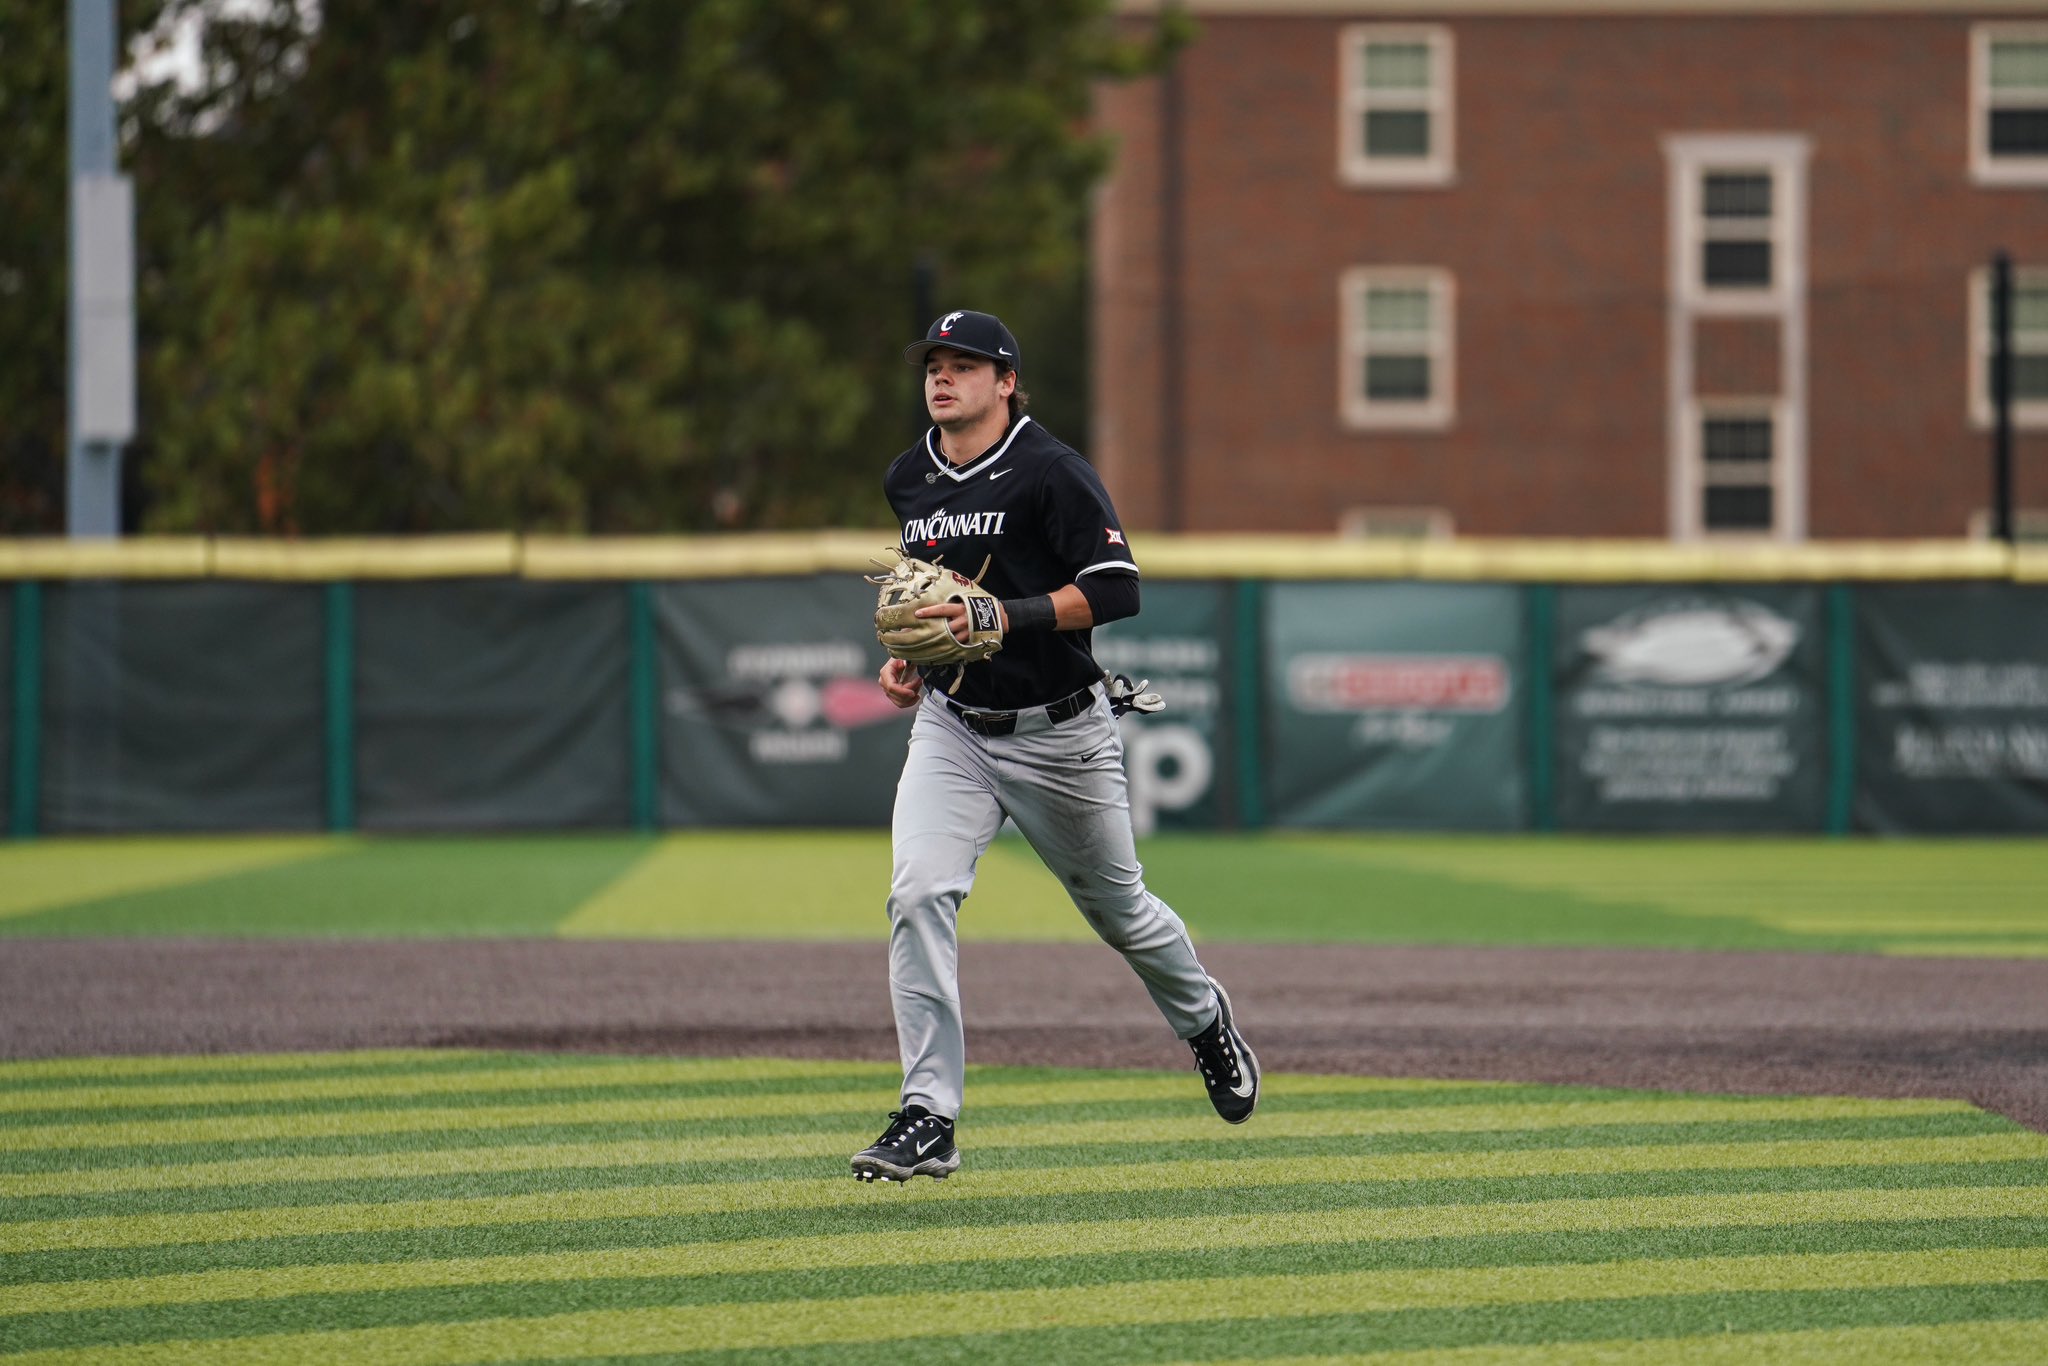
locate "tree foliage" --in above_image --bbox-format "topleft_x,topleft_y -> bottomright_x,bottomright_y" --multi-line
0,0 -> 82,531
6,0 -> 1178,534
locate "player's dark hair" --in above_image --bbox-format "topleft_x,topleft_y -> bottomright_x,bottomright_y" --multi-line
1004,368 -> 1030,421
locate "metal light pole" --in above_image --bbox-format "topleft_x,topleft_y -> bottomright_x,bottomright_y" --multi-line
69,0 -> 135,537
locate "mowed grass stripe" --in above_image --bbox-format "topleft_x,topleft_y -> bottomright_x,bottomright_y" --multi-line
6,1249 -> 2045,1365
0,1052 -> 483,1086
8,1133 -> 2043,1254
1204,1318 -> 2048,1365
0,1101 -> 1996,1202
0,1059 -> 913,1114
15,1224 -> 2048,1357
0,1089 -> 1973,1156
16,1165 -> 2045,1292
10,1185 -> 2047,1318
0,1075 -> 1508,1132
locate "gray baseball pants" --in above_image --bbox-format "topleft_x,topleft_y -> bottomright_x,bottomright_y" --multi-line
888,683 -> 1220,1119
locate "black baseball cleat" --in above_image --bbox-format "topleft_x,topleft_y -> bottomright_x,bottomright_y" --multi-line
1186,977 -> 1260,1124
850,1106 -> 961,1183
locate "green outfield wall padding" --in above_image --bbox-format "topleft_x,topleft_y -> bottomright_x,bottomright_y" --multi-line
1,575 -> 2045,837
354,580 -> 630,831
1262,581 -> 1525,830
1525,584 -> 1556,832
655,576 -> 907,826
1232,578 -> 1265,830
1095,581 -> 1235,834
1826,583 -> 1855,836
39,583 -> 324,832
1,583 -> 15,836
628,582 -> 657,832
1550,584 -> 1827,833
324,583 -> 356,833
1854,582 -> 2048,834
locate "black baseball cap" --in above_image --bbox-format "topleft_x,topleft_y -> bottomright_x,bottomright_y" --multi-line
903,310 -> 1020,372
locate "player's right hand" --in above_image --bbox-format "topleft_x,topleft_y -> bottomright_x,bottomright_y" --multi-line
879,657 -> 924,709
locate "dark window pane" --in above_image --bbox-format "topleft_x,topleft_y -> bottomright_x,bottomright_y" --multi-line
1705,485 -> 1774,531
1704,173 -> 1772,218
1704,417 -> 1773,462
1984,354 -> 2048,402
1366,354 -> 1431,400
1704,240 -> 1772,288
2016,353 -> 2048,400
1989,108 -> 2048,157
1365,110 -> 1430,158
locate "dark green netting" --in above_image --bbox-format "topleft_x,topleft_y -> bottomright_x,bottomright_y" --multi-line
40,582 -> 323,831
0,584 -> 13,833
354,580 -> 628,830
1856,582 -> 2048,833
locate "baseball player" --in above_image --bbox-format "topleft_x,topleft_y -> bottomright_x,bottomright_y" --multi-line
851,309 -> 1258,1183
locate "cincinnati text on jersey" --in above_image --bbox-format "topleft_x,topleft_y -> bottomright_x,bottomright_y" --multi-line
903,510 -> 1009,543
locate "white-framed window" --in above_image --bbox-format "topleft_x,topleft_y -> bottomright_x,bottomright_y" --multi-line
1971,24 -> 2048,186
1968,265 -> 2048,429
1664,135 -> 1810,542
1694,401 -> 1780,536
1967,507 -> 2048,540
1340,268 -> 1454,430
1338,25 -> 1454,187
1671,161 -> 1804,313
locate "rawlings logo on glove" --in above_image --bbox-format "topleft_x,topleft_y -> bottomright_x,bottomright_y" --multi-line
866,548 -> 1005,692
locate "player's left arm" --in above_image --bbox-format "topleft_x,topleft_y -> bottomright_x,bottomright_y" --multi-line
1018,452 -> 1141,632
923,453 -> 1141,642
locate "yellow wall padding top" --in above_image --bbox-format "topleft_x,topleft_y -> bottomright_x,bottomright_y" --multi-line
0,538 -> 212,578
209,535 -> 521,579
0,533 -> 2033,582
521,533 -> 892,579
1130,536 -> 2016,582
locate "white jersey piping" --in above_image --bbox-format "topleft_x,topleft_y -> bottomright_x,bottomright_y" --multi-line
924,416 -> 1035,482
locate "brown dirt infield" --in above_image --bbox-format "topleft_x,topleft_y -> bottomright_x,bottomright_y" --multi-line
2,939 -> 2043,1131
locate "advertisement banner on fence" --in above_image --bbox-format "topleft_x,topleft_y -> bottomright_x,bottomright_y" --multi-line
1553,584 -> 1826,831
1094,581 -> 1232,833
658,576 -> 909,825
1856,583 -> 2048,833
1265,582 -> 1523,829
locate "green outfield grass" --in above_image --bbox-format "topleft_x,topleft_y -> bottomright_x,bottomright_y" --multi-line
2,832 -> 2046,958
0,1051 -> 2044,1363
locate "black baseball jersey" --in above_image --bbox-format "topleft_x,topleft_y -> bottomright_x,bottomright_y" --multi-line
883,416 -> 1137,711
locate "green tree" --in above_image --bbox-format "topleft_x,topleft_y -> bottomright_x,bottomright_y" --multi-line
113,0 -> 1180,533
0,0 -> 76,531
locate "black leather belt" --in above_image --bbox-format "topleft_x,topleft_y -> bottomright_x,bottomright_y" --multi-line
945,684 -> 1095,738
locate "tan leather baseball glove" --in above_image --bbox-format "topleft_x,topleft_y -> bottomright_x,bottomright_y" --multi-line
866,548 -> 1004,690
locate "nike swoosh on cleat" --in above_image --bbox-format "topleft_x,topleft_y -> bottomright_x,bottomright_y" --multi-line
915,1133 -> 944,1156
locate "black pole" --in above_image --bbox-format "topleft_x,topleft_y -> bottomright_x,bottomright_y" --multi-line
1991,251 -> 2016,545
911,253 -> 936,442
1158,55 -> 1186,532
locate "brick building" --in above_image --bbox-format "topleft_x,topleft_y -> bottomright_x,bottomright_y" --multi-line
1090,1 -> 2048,539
